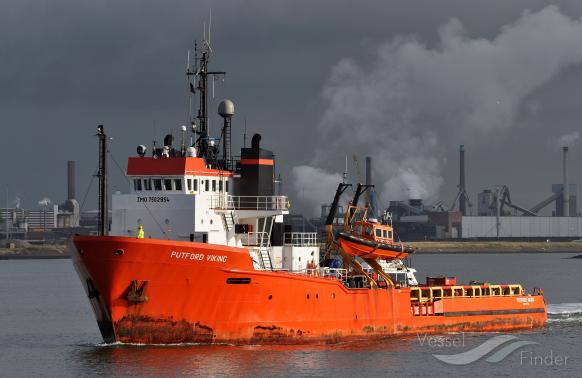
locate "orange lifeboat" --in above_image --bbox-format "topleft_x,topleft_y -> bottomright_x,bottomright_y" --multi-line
337,220 -> 415,260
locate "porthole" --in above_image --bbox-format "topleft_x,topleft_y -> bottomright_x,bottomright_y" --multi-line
332,293 -> 336,299
268,295 -> 273,300
307,294 -> 310,300
316,293 -> 319,299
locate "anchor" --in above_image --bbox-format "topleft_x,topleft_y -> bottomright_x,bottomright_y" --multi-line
126,280 -> 149,303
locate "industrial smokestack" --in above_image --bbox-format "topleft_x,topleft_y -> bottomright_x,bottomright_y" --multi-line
459,145 -> 466,216
365,157 -> 372,185
67,160 -> 75,200
563,146 -> 569,217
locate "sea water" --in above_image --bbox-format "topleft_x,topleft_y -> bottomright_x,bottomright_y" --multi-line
0,253 -> 580,377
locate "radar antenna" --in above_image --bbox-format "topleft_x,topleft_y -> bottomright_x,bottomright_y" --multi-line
186,23 -> 225,160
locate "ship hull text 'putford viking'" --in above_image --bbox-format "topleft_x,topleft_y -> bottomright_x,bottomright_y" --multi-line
70,35 -> 546,345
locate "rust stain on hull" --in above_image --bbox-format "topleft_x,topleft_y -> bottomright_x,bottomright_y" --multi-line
115,316 -> 214,344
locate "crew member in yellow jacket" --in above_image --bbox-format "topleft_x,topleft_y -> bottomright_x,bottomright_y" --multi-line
137,225 -> 144,239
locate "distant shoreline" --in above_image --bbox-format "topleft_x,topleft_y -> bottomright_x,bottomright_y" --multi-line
0,245 -> 71,260
412,241 -> 582,254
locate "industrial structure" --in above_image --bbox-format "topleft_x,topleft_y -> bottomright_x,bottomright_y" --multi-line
1,161 -> 95,243
312,144 -> 581,241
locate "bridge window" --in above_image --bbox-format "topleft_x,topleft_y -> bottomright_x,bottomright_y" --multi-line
153,179 -> 162,191
375,229 -> 382,237
133,179 -> 142,191
186,179 -> 192,191
388,231 -> 393,239
225,180 -> 229,193
143,179 -> 152,191
194,179 -> 198,191
212,180 -> 216,192
219,181 -> 223,192
205,180 -> 209,192
383,230 -> 388,238
174,179 -> 182,191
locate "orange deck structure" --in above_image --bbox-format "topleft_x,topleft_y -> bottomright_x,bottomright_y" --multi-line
71,236 -> 546,344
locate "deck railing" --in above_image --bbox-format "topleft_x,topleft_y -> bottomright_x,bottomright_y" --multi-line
284,232 -> 318,246
301,267 -> 347,281
240,232 -> 270,247
211,195 -> 288,211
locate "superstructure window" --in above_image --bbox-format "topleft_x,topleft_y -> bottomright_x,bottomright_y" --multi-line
133,179 -> 142,191
212,180 -> 216,192
143,179 -> 152,191
219,181 -> 223,192
194,179 -> 198,191
388,231 -> 393,239
174,179 -> 182,191
375,229 -> 382,237
153,179 -> 162,191
163,179 -> 172,191
187,179 -> 192,191
225,180 -> 229,193
205,180 -> 209,192
383,230 -> 388,238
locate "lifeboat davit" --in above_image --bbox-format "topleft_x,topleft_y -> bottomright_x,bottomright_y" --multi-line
336,220 -> 415,260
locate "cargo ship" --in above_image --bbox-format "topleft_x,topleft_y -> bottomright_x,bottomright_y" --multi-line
70,38 -> 546,344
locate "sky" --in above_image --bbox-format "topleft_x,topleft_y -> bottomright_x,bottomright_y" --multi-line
2,0 -> 582,217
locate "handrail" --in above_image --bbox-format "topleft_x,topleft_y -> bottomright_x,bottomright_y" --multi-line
240,232 -> 270,247
211,195 -> 289,211
284,232 -> 318,246
300,267 -> 347,281
410,283 -> 525,303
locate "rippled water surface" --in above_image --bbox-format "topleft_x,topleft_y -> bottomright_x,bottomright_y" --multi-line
0,253 -> 580,377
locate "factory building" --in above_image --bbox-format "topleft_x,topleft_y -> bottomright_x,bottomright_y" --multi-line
462,216 -> 582,239
1,161 -> 93,241
382,144 -> 582,240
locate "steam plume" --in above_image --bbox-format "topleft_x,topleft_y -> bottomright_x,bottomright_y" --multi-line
294,6 -> 582,216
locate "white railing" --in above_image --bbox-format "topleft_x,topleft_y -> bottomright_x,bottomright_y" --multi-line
300,268 -> 347,281
211,195 -> 288,211
240,232 -> 270,247
284,232 -> 318,246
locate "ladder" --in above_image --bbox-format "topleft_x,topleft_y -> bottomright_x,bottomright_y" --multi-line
258,247 -> 273,270
221,211 -> 236,232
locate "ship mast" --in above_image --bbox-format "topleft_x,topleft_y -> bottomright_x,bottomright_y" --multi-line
187,40 -> 225,160
97,125 -> 108,236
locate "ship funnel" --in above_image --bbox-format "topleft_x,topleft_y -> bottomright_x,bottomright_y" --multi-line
251,134 -> 261,149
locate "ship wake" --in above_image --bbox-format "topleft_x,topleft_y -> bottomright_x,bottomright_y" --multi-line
546,303 -> 582,325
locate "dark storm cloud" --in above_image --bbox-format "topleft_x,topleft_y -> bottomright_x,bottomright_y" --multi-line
1,0 -> 582,216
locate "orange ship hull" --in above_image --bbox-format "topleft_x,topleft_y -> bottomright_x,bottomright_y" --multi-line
70,235 -> 546,344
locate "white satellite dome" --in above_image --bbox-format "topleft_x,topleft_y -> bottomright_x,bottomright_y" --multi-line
218,99 -> 235,118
